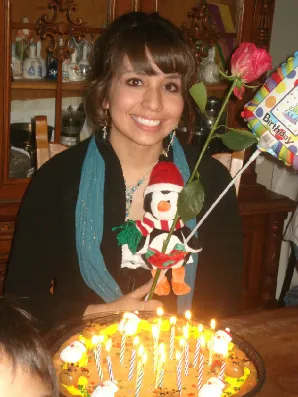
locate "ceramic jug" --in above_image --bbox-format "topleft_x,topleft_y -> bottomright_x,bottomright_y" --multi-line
23,43 -> 42,79
36,41 -> 47,78
11,43 -> 22,80
202,47 -> 220,84
68,49 -> 82,81
79,43 -> 91,80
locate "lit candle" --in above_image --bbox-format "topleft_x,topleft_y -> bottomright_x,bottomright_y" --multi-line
135,351 -> 147,397
183,326 -> 189,376
155,343 -> 165,389
193,324 -> 203,368
185,310 -> 191,326
92,335 -> 104,380
176,351 -> 183,394
105,339 -> 114,381
152,325 -> 159,372
128,336 -> 139,381
119,321 -> 127,366
218,354 -> 227,380
208,319 -> 216,366
197,353 -> 204,391
157,307 -> 164,332
169,316 -> 177,360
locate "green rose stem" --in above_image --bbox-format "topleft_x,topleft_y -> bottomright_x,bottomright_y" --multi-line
147,78 -> 240,301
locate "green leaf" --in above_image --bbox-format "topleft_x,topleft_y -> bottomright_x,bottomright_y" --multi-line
189,82 -> 207,113
178,179 -> 205,222
220,129 -> 258,150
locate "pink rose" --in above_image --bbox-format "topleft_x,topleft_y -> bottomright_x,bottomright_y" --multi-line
231,42 -> 272,99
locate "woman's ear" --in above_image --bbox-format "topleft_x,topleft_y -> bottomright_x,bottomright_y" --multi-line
103,99 -> 109,110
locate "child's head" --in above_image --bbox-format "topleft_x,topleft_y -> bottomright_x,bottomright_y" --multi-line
0,298 -> 58,397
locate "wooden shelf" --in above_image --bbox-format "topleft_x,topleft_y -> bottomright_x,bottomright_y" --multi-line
12,80 -> 57,90
11,80 -> 88,92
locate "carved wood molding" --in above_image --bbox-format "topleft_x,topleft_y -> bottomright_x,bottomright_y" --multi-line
253,0 -> 275,50
36,0 -> 88,62
0,221 -> 15,234
180,2 -> 220,64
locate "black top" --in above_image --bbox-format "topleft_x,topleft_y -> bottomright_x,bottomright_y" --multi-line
4,133 -> 243,333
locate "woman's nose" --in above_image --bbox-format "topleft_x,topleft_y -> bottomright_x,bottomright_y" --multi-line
142,87 -> 163,112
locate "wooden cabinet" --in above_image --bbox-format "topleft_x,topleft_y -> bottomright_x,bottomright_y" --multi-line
0,0 -> 295,311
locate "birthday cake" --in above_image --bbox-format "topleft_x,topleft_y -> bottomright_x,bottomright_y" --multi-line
52,311 -> 260,397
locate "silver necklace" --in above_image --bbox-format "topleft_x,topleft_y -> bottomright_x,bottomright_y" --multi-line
124,166 -> 156,220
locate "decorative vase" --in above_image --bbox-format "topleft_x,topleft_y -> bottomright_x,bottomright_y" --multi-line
36,41 -> 46,78
46,55 -> 58,80
11,43 -> 22,80
68,49 -> 82,81
79,43 -> 91,80
22,43 -> 42,79
201,47 -> 220,84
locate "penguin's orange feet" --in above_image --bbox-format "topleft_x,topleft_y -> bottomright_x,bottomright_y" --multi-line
171,281 -> 191,295
151,270 -> 171,296
171,267 -> 191,295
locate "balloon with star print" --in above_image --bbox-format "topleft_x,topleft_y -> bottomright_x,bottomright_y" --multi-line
243,51 -> 298,170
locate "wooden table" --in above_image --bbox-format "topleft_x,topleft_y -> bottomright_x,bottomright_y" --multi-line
221,307 -> 298,397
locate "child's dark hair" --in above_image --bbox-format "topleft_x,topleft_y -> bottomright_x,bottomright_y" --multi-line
86,12 -> 197,136
0,298 -> 58,396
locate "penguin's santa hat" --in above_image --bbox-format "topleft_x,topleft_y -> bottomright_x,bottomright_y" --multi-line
145,162 -> 184,196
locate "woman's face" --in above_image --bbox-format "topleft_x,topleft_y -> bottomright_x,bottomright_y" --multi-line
106,55 -> 184,148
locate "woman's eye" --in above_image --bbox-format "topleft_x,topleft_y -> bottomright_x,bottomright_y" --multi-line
164,83 -> 180,92
127,78 -> 143,87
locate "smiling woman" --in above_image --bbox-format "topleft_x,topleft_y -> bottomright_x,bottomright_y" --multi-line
5,12 -> 243,333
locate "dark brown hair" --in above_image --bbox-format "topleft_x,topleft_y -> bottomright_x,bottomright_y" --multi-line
85,12 -> 197,134
0,298 -> 58,397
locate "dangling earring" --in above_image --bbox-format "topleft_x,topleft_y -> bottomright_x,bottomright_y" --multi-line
163,129 -> 176,158
102,125 -> 108,140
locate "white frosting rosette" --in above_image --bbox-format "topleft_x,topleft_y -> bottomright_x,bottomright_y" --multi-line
212,329 -> 232,356
91,381 -> 119,397
198,377 -> 225,397
119,312 -> 140,335
60,341 -> 87,363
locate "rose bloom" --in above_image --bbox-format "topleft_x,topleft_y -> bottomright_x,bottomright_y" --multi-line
231,42 -> 272,99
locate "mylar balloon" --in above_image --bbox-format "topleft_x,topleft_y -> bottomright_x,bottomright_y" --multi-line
243,51 -> 298,169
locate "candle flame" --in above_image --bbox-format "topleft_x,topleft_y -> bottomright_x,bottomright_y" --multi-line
133,336 -> 139,346
138,345 -> 144,357
176,351 -> 181,360
158,343 -> 165,354
185,310 -> 191,321
105,338 -> 112,353
92,335 -> 104,345
170,316 -> 177,325
157,307 -> 164,316
201,335 -> 206,348
179,338 -> 185,348
142,352 -> 147,365
183,325 -> 188,339
198,324 -> 203,334
210,319 -> 216,331
152,325 -> 159,339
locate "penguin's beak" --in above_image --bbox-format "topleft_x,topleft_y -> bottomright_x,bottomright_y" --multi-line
157,200 -> 171,212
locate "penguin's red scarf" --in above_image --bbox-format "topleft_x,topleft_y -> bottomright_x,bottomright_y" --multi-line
135,212 -> 184,236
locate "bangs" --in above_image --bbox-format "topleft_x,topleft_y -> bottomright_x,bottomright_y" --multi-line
111,23 -> 194,82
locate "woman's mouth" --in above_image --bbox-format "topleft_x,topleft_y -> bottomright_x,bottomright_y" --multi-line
131,115 -> 161,127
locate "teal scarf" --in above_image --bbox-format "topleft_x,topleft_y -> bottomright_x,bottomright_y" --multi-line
76,136 -> 198,312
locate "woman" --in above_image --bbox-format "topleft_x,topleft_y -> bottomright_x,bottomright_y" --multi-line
5,12 -> 243,333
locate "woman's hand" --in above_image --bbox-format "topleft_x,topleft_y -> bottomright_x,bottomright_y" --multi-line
83,280 -> 162,316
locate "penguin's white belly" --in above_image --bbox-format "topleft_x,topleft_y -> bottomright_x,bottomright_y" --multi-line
149,233 -> 186,269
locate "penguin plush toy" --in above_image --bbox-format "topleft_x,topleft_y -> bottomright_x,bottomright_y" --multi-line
114,162 -> 201,296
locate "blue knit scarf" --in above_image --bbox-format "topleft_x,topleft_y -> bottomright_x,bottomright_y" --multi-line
75,136 -> 199,312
